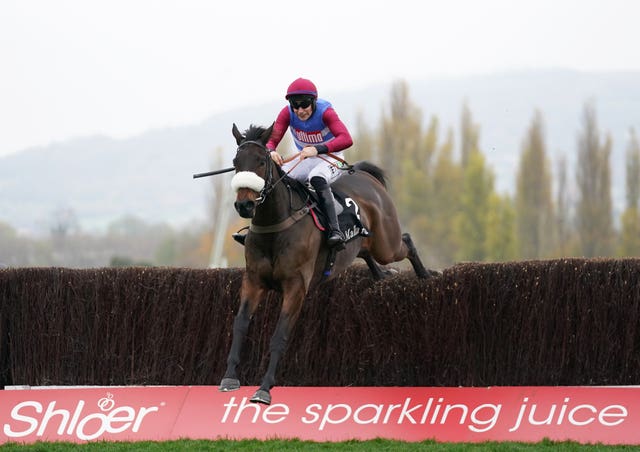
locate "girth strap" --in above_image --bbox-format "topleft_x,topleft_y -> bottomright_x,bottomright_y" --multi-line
249,205 -> 312,234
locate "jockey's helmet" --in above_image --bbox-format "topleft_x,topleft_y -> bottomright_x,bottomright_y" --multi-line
285,78 -> 318,100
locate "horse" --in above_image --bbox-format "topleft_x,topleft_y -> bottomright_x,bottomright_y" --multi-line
219,123 -> 433,405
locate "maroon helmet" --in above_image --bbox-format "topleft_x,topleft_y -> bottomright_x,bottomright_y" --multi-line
285,78 -> 318,99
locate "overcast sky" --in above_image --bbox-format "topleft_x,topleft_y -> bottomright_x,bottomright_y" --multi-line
1,0 -> 639,157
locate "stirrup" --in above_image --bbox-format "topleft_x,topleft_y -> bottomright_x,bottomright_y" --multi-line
232,226 -> 249,246
232,233 -> 246,245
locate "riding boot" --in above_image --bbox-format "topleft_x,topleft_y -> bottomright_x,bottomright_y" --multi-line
316,186 -> 345,248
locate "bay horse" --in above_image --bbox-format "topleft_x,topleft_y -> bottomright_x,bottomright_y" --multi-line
219,123 -> 432,404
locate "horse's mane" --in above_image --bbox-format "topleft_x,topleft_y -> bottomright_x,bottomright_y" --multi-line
240,125 -> 305,196
353,161 -> 387,189
243,124 -> 269,142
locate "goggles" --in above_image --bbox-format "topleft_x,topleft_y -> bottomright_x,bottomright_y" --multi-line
289,97 -> 314,110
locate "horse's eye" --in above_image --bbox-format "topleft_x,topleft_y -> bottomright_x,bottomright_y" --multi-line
253,155 -> 265,167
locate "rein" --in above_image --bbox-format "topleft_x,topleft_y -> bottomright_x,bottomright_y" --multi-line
282,152 -> 354,172
236,140 -> 352,234
237,140 -> 311,234
238,141 -> 350,204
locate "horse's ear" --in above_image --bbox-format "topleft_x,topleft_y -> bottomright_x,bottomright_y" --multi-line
260,122 -> 275,146
232,123 -> 244,145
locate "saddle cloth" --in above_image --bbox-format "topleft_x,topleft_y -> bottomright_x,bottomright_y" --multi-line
308,189 -> 370,243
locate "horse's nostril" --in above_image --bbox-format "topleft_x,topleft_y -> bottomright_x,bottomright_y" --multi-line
235,199 -> 255,218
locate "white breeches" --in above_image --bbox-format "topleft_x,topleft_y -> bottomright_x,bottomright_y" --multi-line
282,152 -> 344,184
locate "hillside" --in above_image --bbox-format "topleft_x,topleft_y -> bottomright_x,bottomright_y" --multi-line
1,69 -> 638,235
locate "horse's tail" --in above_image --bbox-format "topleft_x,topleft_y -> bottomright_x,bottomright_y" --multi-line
353,161 -> 387,189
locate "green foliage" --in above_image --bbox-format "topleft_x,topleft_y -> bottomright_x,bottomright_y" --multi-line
5,80 -> 638,268
619,207 -> 640,256
515,111 -> 555,258
625,128 -> 640,209
460,102 -> 480,168
575,102 -> 614,257
109,255 -> 152,267
377,80 -> 426,227
0,222 -> 26,267
485,193 -> 517,262
0,214 -> 213,268
455,151 -> 494,261
553,156 -> 575,257
415,130 -> 461,267
619,129 -> 640,256
350,111 -> 376,162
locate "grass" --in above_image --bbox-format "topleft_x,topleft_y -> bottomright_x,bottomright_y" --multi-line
1,439 -> 639,451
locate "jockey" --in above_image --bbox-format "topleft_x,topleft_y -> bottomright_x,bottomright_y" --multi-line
234,77 -> 353,248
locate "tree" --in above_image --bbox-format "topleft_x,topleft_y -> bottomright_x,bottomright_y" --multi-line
460,101 -> 480,168
515,111 -> 555,258
207,146 -> 237,268
414,128 -> 462,268
485,193 -> 517,262
106,214 -> 174,265
619,128 -> 640,256
377,80 -> 425,226
455,151 -> 494,261
575,102 -> 614,257
350,111 -> 376,162
49,206 -> 79,242
553,155 -> 576,256
0,221 -> 28,266
625,128 -> 640,209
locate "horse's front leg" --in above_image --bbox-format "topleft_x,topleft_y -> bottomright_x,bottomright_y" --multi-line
219,275 -> 265,392
250,277 -> 306,405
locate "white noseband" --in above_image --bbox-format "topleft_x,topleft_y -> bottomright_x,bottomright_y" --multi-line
231,171 -> 266,193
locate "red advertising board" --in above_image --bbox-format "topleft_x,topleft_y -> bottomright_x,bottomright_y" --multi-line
1,386 -> 638,444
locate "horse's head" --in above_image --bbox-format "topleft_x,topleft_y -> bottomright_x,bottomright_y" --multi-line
230,123 -> 275,218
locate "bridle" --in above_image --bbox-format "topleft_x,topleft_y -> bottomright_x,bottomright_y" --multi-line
235,139 -> 312,233
235,137 -> 354,207
235,140 -> 278,206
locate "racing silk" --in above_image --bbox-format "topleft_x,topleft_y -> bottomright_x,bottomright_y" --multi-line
289,99 -> 334,150
266,98 -> 353,154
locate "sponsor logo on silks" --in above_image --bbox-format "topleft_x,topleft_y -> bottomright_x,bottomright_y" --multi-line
294,129 -> 324,144
3,392 -> 162,441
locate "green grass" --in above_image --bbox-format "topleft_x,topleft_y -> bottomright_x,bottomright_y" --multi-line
1,439 -> 639,451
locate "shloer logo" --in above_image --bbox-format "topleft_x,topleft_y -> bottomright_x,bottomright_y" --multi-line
3,392 -> 160,441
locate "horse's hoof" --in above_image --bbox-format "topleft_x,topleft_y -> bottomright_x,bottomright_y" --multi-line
219,378 -> 241,392
250,389 -> 271,405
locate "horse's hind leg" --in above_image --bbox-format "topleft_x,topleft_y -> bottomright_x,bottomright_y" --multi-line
402,233 -> 433,279
358,249 -> 395,280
